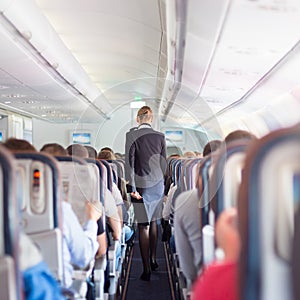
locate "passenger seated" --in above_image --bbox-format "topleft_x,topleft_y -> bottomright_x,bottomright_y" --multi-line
114,152 -> 124,159
100,146 -> 114,154
224,130 -> 256,145
3,137 -> 36,152
98,149 -> 134,246
183,151 -> 196,158
173,140 -> 222,287
174,188 -> 201,287
102,188 -> 122,241
98,150 -> 123,222
192,208 -> 240,300
161,154 -> 180,243
5,139 -> 101,289
194,151 -> 202,157
162,180 -> 177,246
62,198 -> 101,288
66,144 -> 89,158
98,149 -> 116,161
96,157 -> 121,243
98,149 -> 126,268
2,139 -> 65,299
40,142 -> 107,260
202,140 -> 222,157
84,145 -> 97,159
20,234 -> 65,300
40,143 -> 68,156
190,133 -> 254,299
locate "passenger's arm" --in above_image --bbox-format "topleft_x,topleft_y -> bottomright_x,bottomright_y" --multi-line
104,188 -> 122,240
96,216 -> 107,257
215,208 -> 240,262
117,205 -> 123,227
97,232 -> 107,257
63,201 -> 101,268
107,215 -> 122,241
174,190 -> 202,283
112,183 -> 125,226
162,185 -> 176,220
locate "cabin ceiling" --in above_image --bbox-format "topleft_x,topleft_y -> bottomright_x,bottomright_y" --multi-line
0,0 -> 299,132
35,0 -> 163,106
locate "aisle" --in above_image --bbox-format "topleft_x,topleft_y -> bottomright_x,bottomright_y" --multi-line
124,227 -> 174,300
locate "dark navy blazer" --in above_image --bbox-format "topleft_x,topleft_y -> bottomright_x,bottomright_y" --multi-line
125,124 -> 167,193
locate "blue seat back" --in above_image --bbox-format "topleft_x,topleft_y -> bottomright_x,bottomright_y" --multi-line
0,147 -> 22,300
14,152 -> 63,283
239,126 -> 300,300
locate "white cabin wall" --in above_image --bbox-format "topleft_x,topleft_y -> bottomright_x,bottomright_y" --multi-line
95,106 -> 133,154
32,119 -> 209,155
32,106 -> 134,153
32,119 -> 96,151
161,125 -> 208,155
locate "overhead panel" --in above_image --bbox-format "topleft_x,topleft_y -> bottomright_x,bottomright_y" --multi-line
36,0 -> 163,111
164,0 -> 230,129
188,0 -> 300,128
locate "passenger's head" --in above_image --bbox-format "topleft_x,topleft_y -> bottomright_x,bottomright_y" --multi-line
114,152 -> 124,159
167,153 -> 181,160
40,143 -> 68,156
66,144 -> 88,158
98,150 -> 116,160
136,106 -> 153,124
203,139 -> 222,157
224,130 -> 256,145
84,145 -> 97,159
100,147 -> 114,154
194,151 -> 202,157
183,151 -> 196,158
3,138 -> 36,153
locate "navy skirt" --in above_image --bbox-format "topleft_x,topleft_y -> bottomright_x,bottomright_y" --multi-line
132,181 -> 164,224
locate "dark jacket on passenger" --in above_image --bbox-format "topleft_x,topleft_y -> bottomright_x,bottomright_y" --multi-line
125,124 -> 167,193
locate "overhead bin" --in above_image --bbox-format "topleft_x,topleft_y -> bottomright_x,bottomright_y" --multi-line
160,0 -> 231,120
0,0 -> 110,117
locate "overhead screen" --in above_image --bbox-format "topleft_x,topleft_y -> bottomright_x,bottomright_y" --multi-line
71,131 -> 92,145
164,130 -> 184,144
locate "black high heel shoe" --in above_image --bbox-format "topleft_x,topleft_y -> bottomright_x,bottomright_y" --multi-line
140,271 -> 151,281
150,260 -> 159,271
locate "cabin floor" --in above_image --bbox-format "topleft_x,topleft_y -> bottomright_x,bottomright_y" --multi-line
123,226 -> 174,300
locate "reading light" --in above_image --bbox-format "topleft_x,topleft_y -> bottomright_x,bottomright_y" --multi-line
31,166 -> 45,214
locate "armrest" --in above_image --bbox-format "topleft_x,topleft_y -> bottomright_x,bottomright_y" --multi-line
0,256 -> 17,300
202,225 -> 215,266
72,260 -> 95,281
108,240 -> 120,277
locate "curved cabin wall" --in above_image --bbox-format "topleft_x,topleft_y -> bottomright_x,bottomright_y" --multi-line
32,118 -> 207,155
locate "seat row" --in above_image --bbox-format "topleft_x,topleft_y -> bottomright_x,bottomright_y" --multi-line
163,124 -> 300,300
0,145 -> 133,300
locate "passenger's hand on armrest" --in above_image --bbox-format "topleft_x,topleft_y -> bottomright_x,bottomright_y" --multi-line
96,232 -> 107,257
131,191 -> 142,199
86,201 -> 102,221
